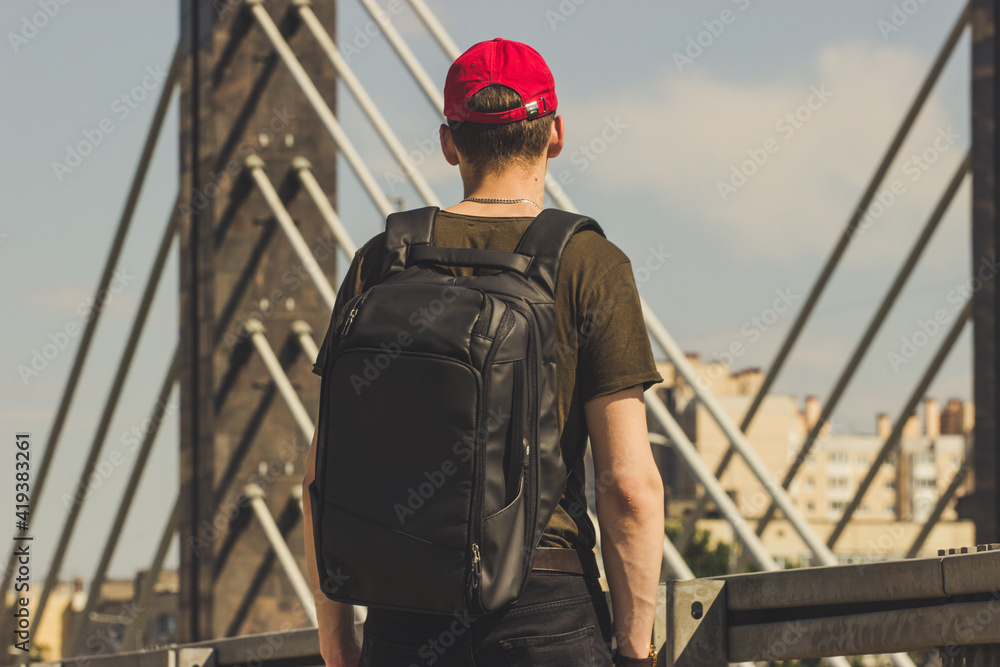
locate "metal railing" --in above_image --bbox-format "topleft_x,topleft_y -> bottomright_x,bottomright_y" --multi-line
663,546 -> 1000,665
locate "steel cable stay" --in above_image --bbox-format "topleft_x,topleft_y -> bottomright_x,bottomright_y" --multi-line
243,320 -> 316,441
827,303 -> 974,550
732,153 -> 971,571
906,465 -> 970,559
676,2 -> 973,551
119,498 -> 179,652
245,155 -> 339,312
291,0 -> 441,207
245,0 -> 396,218
292,157 -> 358,258
54,146 -> 364,647
64,356 -> 179,658
25,198 -> 183,650
353,0 -> 579,213
244,484 -> 318,626
0,44 -> 182,630
292,320 -> 321,363
644,391 -> 854,667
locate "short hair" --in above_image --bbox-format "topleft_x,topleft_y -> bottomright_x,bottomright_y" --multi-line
447,85 -> 555,179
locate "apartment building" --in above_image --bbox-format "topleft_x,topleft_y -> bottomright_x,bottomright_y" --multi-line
651,357 -> 976,562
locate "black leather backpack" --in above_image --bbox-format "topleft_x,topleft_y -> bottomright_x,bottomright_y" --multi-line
309,206 -> 604,615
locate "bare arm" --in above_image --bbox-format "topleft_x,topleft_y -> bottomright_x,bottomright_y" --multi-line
303,424 -> 361,667
586,385 -> 664,659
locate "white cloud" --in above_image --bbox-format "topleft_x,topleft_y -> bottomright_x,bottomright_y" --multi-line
569,39 -> 965,262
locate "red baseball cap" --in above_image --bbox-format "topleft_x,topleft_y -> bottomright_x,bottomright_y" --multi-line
443,38 -> 557,124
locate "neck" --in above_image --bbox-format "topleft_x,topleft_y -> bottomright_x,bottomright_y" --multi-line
445,158 -> 548,217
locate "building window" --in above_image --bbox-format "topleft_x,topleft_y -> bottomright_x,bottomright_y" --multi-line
914,452 -> 935,465
915,478 -> 937,489
155,613 -> 176,637
829,452 -> 849,464
886,505 -> 897,516
886,481 -> 896,491
830,477 -> 849,489
805,477 -> 815,490
831,500 -> 846,511
806,502 -> 815,512
857,454 -> 869,465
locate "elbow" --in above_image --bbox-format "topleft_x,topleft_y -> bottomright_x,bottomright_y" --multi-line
598,467 -> 664,519
302,471 -> 315,503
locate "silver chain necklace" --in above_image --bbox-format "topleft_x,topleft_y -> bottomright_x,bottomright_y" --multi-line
461,196 -> 541,210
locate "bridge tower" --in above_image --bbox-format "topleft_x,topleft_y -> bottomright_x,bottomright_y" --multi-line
178,0 -> 338,641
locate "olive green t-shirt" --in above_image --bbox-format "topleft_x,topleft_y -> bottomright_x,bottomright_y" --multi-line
312,210 -> 662,551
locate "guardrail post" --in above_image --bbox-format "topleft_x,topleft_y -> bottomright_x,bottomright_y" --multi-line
664,580 -> 727,666
177,646 -> 216,667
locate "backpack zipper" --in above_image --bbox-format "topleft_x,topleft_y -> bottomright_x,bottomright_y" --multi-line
472,292 -> 493,337
468,543 -> 481,592
338,289 -> 372,337
503,302 -> 540,559
467,306 -> 516,610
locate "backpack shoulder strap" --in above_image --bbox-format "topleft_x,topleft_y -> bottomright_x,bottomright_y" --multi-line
515,209 -> 605,295
380,206 -> 440,279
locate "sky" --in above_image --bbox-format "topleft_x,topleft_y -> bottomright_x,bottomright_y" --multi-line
0,0 -> 973,584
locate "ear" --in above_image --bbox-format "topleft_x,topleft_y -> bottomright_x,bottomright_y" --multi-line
547,115 -> 564,159
440,123 -> 460,166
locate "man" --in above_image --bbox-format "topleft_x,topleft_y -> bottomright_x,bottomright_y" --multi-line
302,38 -> 664,666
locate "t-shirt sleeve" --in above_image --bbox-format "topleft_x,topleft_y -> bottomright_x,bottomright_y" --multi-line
576,260 -> 663,401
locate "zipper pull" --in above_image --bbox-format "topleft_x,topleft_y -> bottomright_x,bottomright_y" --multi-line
471,543 -> 481,589
339,291 -> 370,336
523,438 -> 530,467
340,305 -> 359,335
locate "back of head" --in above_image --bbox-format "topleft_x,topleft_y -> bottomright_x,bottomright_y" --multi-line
443,38 -> 558,180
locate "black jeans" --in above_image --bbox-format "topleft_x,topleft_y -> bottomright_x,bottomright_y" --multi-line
359,570 -> 614,666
